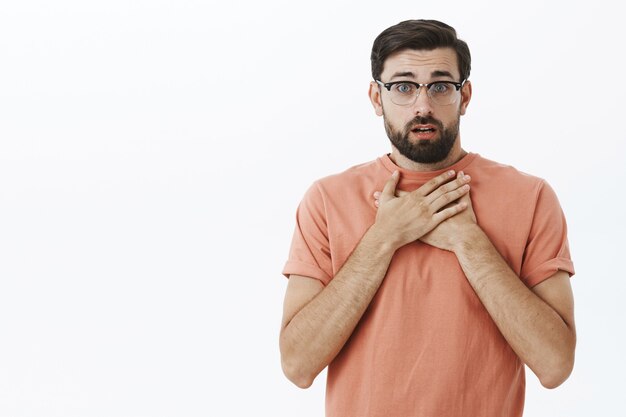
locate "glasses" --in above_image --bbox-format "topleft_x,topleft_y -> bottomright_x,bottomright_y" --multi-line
375,79 -> 465,106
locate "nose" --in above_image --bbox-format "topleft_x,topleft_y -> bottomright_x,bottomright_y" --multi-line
411,85 -> 434,116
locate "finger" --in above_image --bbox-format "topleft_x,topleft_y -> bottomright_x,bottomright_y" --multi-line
430,183 -> 470,212
458,190 -> 471,203
431,200 -> 468,224
425,173 -> 471,204
460,191 -> 477,222
373,189 -> 408,200
458,189 -> 476,221
379,170 -> 399,204
417,170 -> 456,196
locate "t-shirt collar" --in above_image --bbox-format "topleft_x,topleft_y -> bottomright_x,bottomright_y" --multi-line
379,152 -> 479,182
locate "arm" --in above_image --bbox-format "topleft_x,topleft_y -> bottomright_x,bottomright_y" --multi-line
280,169 -> 472,388
416,174 -> 576,388
280,227 -> 396,388
454,227 -> 575,388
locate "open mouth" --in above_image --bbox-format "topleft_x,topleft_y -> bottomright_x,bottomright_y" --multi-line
410,124 -> 438,140
411,124 -> 437,133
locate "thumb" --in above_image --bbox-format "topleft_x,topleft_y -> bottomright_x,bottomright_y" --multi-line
380,170 -> 399,204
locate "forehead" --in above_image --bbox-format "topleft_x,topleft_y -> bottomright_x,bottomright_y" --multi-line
380,47 -> 460,81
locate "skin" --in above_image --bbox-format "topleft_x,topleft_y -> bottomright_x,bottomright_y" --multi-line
369,47 -> 471,170
280,47 -> 576,390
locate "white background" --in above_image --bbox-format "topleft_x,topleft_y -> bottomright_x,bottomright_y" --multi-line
0,0 -> 624,416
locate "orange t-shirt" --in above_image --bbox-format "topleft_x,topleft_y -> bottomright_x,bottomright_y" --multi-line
283,153 -> 574,417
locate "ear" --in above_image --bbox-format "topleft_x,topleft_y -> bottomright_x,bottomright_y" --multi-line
368,81 -> 384,116
459,80 -> 472,116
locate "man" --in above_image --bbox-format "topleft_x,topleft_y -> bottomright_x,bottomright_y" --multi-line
279,19 -> 575,417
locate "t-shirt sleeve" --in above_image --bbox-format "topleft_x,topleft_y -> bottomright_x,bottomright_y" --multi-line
282,182 -> 333,286
520,180 -> 575,287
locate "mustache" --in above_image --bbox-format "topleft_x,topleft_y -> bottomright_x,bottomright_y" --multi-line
405,116 -> 444,131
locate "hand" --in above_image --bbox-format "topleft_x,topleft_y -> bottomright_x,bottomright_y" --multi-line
371,169 -> 471,251
418,171 -> 479,252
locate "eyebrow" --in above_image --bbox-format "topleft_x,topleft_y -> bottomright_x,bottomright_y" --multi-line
389,70 -> 456,80
431,70 -> 455,78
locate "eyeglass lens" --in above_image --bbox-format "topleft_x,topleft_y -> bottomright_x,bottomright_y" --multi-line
389,82 -> 459,106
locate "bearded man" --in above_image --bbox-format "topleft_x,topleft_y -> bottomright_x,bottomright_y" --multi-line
279,19 -> 576,417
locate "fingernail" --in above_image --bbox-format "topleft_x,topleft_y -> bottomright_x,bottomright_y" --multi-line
464,174 -> 471,181
448,170 -> 455,176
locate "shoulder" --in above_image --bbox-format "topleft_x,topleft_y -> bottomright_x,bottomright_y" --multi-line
296,157 -> 384,220
316,158 -> 381,187
470,154 -> 547,196
311,157 -> 384,197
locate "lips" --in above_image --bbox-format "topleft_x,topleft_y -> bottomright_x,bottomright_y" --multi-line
410,124 -> 438,140
411,124 -> 437,133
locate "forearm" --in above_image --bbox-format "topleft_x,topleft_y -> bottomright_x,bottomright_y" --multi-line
280,225 -> 395,388
454,226 -> 575,388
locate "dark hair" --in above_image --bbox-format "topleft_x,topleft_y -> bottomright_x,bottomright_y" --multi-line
371,20 -> 471,82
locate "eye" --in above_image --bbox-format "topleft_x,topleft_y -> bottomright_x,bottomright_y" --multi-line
429,82 -> 451,95
393,83 -> 415,94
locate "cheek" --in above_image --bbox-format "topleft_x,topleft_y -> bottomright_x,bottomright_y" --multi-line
384,106 -> 413,124
440,106 -> 462,122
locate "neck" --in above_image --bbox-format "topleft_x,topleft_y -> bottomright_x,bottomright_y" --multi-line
389,140 -> 467,172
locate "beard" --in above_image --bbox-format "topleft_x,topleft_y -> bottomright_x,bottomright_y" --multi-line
384,114 -> 460,164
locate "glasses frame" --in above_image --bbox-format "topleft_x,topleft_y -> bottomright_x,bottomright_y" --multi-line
375,79 -> 466,106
